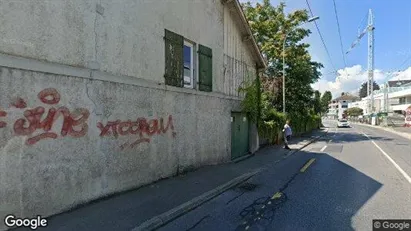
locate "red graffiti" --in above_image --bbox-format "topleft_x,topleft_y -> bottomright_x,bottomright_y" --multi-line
0,110 -> 7,128
12,89 -> 90,145
38,88 -> 61,105
11,97 -> 27,108
97,115 -> 176,150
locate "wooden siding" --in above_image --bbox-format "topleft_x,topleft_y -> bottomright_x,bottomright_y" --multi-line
223,6 -> 256,98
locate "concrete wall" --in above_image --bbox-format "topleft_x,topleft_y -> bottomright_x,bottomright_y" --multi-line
0,65 -> 242,230
0,0 -> 256,97
0,0 -> 257,96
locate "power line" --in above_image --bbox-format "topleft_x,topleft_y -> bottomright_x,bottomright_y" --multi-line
397,55 -> 411,71
305,0 -> 337,74
332,0 -> 347,67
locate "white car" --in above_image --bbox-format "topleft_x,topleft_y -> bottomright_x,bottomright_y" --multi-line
337,119 -> 350,128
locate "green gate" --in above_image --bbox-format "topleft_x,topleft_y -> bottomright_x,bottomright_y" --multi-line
231,112 -> 249,160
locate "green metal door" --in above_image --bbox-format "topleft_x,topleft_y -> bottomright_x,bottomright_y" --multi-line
231,112 -> 249,160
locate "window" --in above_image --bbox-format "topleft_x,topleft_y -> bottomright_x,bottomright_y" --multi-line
183,41 -> 194,88
341,105 -> 348,108
164,29 -> 212,92
399,97 -> 406,104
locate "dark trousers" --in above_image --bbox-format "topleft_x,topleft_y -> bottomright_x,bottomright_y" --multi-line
284,135 -> 291,148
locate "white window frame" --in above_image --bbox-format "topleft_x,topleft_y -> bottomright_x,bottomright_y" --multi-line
183,41 -> 194,89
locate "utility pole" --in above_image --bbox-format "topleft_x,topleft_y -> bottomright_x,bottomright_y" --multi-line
346,9 -> 375,116
367,9 -> 375,114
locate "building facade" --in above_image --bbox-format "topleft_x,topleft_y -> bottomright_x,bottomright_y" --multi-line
0,0 -> 266,228
327,93 -> 359,119
350,81 -> 411,116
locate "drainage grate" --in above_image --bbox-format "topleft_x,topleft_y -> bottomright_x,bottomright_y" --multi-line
238,182 -> 257,191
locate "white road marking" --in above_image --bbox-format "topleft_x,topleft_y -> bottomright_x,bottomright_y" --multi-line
320,145 -> 327,152
362,132 -> 411,184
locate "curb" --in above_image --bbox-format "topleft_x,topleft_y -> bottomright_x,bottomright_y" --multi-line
354,123 -> 411,140
131,169 -> 262,231
231,153 -> 254,163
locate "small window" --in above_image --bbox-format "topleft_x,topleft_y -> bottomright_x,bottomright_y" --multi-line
399,97 -> 406,104
183,41 -> 194,88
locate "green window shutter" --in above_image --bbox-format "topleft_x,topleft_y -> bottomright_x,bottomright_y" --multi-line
164,29 -> 183,87
198,44 -> 212,92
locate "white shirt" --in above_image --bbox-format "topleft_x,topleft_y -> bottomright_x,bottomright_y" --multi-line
284,124 -> 292,136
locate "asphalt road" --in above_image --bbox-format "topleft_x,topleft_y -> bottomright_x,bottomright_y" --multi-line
158,120 -> 411,231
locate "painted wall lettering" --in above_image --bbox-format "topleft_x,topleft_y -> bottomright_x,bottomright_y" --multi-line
97,115 -> 176,150
2,88 -> 177,148
12,88 -> 90,145
0,109 -> 7,128
11,97 -> 27,109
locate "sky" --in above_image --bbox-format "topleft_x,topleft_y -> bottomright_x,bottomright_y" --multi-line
239,0 -> 411,98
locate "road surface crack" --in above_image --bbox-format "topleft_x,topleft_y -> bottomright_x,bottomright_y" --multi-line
185,215 -> 210,231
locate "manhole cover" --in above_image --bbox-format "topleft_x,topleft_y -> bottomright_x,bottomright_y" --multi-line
238,182 -> 257,191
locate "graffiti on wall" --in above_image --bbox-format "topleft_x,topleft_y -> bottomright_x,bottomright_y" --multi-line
0,109 -> 7,128
11,88 -> 90,145
97,115 -> 176,150
0,88 -> 176,148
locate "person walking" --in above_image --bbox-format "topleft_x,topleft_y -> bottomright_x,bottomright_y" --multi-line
282,120 -> 292,150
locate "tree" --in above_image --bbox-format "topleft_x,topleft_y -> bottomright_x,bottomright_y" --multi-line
242,0 -> 323,115
313,90 -> 321,115
359,81 -> 380,98
320,91 -> 332,114
345,107 -> 363,117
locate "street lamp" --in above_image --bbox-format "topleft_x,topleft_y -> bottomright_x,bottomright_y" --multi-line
282,16 -> 320,114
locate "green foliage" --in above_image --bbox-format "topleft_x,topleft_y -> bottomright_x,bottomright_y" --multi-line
242,0 -> 323,115
238,78 -> 260,124
313,90 -> 321,115
359,81 -> 380,98
320,91 -> 332,114
345,107 -> 363,117
239,1 -> 324,144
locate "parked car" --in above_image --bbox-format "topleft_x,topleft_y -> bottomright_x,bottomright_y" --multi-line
337,119 -> 350,128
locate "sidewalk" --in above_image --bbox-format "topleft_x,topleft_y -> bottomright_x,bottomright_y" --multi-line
353,122 -> 411,140
22,129 -> 328,231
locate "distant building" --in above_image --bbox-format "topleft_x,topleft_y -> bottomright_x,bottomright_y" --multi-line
348,80 -> 411,116
327,93 -> 360,119
388,80 -> 411,88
